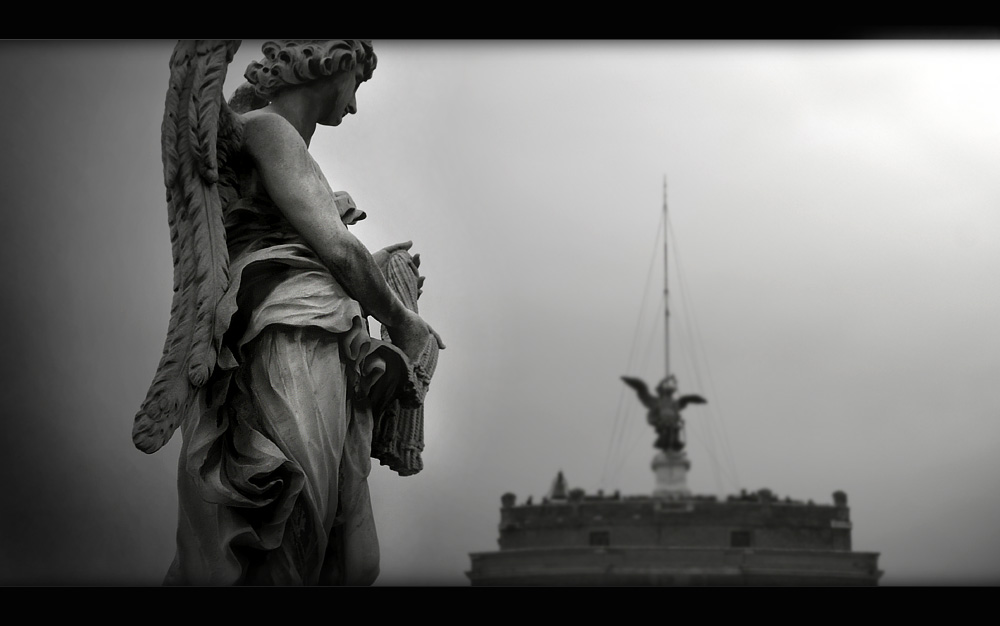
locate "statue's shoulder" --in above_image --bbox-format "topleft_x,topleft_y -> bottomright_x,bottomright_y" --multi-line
240,110 -> 297,140
240,109 -> 282,129
239,110 -> 310,161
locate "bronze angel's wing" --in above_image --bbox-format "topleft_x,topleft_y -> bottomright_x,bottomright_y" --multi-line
132,40 -> 244,454
621,376 -> 656,409
677,394 -> 707,410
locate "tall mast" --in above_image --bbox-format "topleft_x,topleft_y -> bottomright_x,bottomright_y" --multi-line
663,175 -> 670,380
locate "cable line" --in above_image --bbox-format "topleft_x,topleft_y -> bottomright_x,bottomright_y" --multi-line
600,211 -> 664,488
668,215 -> 741,490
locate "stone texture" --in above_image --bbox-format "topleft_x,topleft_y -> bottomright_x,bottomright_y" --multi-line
652,450 -> 691,499
471,488 -> 879,586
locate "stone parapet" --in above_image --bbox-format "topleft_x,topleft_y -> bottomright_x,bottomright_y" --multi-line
468,545 -> 881,586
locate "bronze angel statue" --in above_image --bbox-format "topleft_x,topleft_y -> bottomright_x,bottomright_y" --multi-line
133,40 -> 444,586
621,375 -> 705,454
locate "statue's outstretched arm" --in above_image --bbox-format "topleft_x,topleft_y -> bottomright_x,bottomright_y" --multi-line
241,112 -> 441,362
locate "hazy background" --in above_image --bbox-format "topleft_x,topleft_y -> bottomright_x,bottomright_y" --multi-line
1,39 -> 998,586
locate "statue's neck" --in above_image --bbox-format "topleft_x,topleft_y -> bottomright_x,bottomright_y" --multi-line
264,94 -> 319,147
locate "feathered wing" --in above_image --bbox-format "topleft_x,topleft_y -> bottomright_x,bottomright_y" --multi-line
133,40 -> 244,454
677,394 -> 707,410
621,376 -> 656,409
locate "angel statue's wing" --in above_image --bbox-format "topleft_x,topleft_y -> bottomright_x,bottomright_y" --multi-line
132,40 -> 244,454
677,394 -> 707,410
621,376 -> 656,409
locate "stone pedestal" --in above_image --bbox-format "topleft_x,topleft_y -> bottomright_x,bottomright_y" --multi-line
652,450 -> 691,499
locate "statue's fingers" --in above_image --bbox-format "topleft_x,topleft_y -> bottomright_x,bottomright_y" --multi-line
405,260 -> 419,278
389,240 -> 413,253
418,276 -> 425,289
412,253 -> 421,268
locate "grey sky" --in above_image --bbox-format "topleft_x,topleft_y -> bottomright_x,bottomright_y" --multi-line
1,40 -> 998,586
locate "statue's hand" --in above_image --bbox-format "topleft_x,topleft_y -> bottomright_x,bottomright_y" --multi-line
373,241 -> 427,296
373,241 -> 415,275
387,308 -> 445,364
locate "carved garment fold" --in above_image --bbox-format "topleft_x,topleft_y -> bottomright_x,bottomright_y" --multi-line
166,189 -> 399,585
166,326 -> 378,585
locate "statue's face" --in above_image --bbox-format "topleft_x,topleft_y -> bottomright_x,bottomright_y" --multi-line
318,61 -> 366,127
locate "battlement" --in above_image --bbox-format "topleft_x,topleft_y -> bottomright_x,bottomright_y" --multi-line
496,489 -> 853,552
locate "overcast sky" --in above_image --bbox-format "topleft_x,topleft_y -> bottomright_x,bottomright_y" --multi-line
1,39 -> 999,586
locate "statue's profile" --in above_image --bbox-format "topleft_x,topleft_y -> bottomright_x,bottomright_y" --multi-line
621,375 -> 705,453
132,40 -> 443,585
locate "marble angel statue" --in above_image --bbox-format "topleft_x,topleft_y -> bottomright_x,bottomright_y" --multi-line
131,40 -> 443,586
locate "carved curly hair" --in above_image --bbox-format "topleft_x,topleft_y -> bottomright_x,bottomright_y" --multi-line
248,40 -> 375,97
229,40 -> 376,113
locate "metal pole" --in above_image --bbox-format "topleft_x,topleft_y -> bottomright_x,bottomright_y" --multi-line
663,175 -> 670,380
